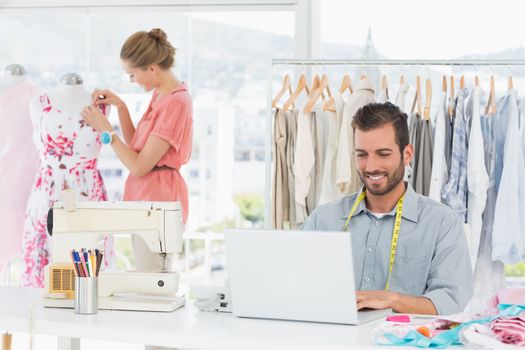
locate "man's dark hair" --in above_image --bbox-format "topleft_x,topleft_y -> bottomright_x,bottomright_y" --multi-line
351,102 -> 409,155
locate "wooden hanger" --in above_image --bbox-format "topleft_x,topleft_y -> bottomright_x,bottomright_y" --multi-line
508,75 -> 514,91
324,74 -> 351,112
449,75 -> 455,100
484,75 -> 497,115
448,75 -> 455,116
324,75 -> 332,98
459,75 -> 465,90
424,78 -> 432,121
282,74 -> 310,112
272,74 -> 293,108
339,74 -> 353,94
474,75 -> 480,87
410,75 -> 422,115
310,75 -> 321,97
381,75 -> 389,100
442,75 -> 447,93
323,98 -> 335,112
400,74 -> 405,86
305,74 -> 331,113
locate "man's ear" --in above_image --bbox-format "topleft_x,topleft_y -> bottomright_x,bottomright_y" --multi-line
403,144 -> 414,166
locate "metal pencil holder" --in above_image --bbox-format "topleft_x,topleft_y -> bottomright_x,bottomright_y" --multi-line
74,277 -> 98,314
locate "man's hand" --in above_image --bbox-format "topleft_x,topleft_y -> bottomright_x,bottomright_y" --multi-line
356,290 -> 398,310
356,290 -> 438,315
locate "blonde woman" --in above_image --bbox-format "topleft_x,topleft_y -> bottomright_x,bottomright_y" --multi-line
82,28 -> 192,272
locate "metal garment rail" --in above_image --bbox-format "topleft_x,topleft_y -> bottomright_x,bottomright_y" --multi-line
264,58 -> 525,229
271,59 -> 525,66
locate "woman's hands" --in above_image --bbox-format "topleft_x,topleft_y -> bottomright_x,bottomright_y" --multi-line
82,88 -> 127,132
91,89 -> 125,110
81,105 -> 113,133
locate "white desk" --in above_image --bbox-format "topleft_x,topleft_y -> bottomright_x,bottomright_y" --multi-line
0,286 -> 400,350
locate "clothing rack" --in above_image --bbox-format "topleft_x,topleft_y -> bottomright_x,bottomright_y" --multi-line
264,58 -> 525,228
271,59 -> 525,66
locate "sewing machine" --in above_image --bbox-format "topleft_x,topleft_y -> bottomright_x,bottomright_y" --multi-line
43,200 -> 185,312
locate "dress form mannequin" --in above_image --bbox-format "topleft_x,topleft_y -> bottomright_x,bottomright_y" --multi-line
46,73 -> 91,114
0,63 -> 40,274
0,64 -> 28,93
22,72 -> 114,287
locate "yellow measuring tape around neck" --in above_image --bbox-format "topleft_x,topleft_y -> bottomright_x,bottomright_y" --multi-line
343,191 -> 405,291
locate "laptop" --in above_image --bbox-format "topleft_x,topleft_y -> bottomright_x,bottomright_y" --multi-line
224,229 -> 391,325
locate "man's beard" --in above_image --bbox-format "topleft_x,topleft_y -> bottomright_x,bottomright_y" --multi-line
358,159 -> 405,196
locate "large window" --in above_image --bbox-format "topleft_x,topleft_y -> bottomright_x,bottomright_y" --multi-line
319,0 -> 525,282
0,6 -> 294,285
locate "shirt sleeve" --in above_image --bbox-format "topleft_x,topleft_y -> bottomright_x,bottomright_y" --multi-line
150,96 -> 192,152
423,212 -> 474,315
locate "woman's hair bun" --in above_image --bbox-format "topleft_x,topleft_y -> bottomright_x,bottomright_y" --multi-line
148,28 -> 167,42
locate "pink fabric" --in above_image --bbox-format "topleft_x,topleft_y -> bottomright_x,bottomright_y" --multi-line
386,314 -> 411,323
491,311 -> 525,345
374,288 -> 525,346
124,83 -> 192,223
22,94 -> 112,287
0,78 -> 41,269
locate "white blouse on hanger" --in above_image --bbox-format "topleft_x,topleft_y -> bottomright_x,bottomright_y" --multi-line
395,82 -> 410,113
294,100 -> 316,224
466,86 -> 489,269
335,77 -> 375,195
428,91 -> 448,202
318,92 -> 345,205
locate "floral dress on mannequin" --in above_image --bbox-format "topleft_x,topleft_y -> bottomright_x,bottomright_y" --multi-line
22,93 -> 114,287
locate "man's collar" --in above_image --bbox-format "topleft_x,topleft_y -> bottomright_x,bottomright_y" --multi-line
401,184 -> 419,223
340,183 -> 419,223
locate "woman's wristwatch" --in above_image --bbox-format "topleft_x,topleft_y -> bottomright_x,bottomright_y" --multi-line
101,130 -> 117,145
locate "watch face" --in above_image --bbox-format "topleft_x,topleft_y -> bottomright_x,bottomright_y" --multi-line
101,131 -> 111,145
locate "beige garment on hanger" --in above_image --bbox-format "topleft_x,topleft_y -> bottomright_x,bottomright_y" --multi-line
335,76 -> 375,195
271,108 -> 289,229
319,92 -> 346,205
309,105 -> 330,210
305,109 -> 318,215
271,108 -> 278,228
285,109 -> 298,229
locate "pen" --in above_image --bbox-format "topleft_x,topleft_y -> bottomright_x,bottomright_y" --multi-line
74,250 -> 85,277
85,250 -> 93,277
80,251 -> 88,277
96,251 -> 104,277
70,250 -> 80,277
89,250 -> 95,276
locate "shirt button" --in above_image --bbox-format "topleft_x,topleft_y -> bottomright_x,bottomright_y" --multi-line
367,247 -> 374,253
365,277 -> 370,282
375,221 -> 379,226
